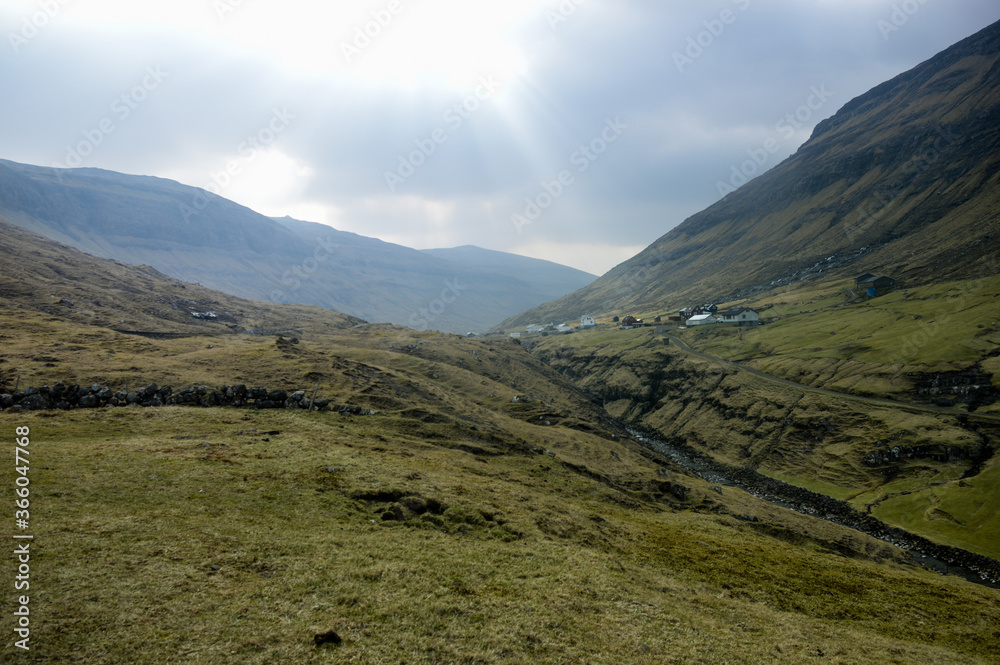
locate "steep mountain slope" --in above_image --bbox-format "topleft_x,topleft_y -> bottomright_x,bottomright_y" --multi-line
504,19 -> 1000,328
0,160 -> 593,332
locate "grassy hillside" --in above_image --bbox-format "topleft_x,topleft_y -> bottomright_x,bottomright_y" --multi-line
6,404 -> 1000,664
683,275 -> 1000,406
502,19 -> 1000,330
502,22 -> 1000,572
528,271 -> 1000,562
0,218 -> 362,338
3,204 -> 1000,663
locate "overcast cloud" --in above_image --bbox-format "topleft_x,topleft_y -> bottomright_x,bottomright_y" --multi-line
2,0 -> 998,274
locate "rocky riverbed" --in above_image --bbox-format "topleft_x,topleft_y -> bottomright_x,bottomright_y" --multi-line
628,427 -> 1000,588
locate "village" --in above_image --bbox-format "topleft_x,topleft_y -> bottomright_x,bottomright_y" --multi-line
506,304 -> 761,338
507,271 -> 895,338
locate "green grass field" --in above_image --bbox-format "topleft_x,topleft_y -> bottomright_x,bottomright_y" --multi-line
4,406 -> 1000,664
687,276 -> 1000,402
868,453 -> 1000,560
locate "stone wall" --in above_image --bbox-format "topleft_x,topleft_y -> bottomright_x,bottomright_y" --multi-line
0,381 -> 376,415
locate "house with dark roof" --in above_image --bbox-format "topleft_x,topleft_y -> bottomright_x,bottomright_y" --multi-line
719,307 -> 759,325
858,275 -> 896,297
854,272 -> 877,287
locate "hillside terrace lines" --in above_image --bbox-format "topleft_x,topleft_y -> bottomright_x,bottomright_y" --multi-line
664,333 -> 1000,425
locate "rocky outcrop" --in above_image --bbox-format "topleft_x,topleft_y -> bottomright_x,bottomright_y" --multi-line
863,442 -> 992,467
909,365 -> 998,411
0,381 -> 375,415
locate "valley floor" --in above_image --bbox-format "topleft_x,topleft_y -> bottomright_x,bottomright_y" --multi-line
1,304 -> 998,663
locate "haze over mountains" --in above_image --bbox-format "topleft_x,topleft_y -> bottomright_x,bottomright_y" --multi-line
0,159 -> 595,333
6,22 -> 999,337
504,19 -> 1000,329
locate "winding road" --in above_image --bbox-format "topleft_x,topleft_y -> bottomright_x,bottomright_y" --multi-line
664,334 -> 1000,424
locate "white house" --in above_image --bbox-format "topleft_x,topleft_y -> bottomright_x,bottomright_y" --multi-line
526,324 -> 545,334
686,313 -> 719,326
719,308 -> 759,325
580,315 -> 597,328
556,323 -> 573,333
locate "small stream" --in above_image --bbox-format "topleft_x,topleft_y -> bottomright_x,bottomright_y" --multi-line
627,427 -> 1000,588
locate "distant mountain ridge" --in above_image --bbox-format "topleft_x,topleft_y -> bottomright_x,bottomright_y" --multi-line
0,159 -> 595,332
419,245 -> 596,299
502,19 -> 1000,328
0,217 -> 362,335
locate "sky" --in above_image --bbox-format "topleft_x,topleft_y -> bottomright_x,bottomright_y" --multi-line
2,1 -> 999,276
